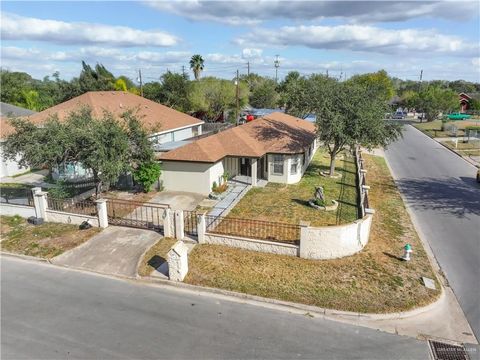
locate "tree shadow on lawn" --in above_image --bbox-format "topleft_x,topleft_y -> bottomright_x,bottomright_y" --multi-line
396,176 -> 480,217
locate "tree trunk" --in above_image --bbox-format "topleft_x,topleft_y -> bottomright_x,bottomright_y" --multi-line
329,153 -> 336,176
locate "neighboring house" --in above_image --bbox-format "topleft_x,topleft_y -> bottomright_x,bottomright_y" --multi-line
159,112 -> 318,195
459,92 -> 480,113
22,91 -> 204,180
0,102 -> 36,178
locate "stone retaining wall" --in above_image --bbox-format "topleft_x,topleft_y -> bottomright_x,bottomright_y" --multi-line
299,214 -> 373,260
45,210 -> 99,227
203,232 -> 299,257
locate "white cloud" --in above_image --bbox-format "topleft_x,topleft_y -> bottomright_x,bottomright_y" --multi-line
145,0 -> 478,25
236,24 -> 476,57
1,12 -> 179,47
242,48 -> 263,59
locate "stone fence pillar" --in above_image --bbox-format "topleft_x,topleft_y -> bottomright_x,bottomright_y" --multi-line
298,220 -> 310,259
167,241 -> 189,281
174,210 -> 184,240
163,208 -> 173,237
95,199 -> 108,228
32,187 -> 48,220
197,213 -> 206,244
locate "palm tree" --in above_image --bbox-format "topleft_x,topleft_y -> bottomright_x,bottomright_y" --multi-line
189,55 -> 204,80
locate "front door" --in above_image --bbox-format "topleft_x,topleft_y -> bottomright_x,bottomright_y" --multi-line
239,158 -> 251,176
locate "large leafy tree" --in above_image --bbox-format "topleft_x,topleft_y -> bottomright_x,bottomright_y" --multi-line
314,78 -> 402,175
249,78 -> 279,109
2,107 -> 158,195
188,77 -> 248,121
189,54 -> 204,80
143,71 -> 190,111
349,70 -> 395,101
410,85 -> 458,122
282,72 -> 321,119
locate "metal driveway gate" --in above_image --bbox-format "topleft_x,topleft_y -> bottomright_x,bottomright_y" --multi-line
106,198 -> 169,232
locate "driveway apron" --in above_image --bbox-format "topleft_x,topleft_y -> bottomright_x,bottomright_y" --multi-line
51,227 -> 161,277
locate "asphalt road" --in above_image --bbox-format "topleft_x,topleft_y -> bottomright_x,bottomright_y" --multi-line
385,124 -> 480,339
1,256 -> 430,360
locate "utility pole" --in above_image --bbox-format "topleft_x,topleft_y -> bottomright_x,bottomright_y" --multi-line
419,69 -> 423,82
247,61 -> 250,76
274,55 -> 280,83
326,69 -> 329,78
182,65 -> 186,77
235,69 -> 239,125
137,69 -> 143,97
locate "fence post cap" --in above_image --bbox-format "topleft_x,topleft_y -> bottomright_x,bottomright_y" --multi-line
360,169 -> 367,173
31,187 -> 42,193
361,185 -> 371,190
95,198 -> 107,204
365,208 -> 375,214
35,191 -> 48,196
299,221 -> 310,227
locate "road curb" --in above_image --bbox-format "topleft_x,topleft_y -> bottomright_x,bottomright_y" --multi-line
138,274 -> 445,322
1,250 -> 445,322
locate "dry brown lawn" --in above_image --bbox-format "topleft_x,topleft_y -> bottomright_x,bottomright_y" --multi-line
0,215 -> 100,259
185,154 -> 440,313
137,237 -> 177,277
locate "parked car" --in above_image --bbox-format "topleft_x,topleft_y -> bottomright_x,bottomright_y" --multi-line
447,113 -> 472,120
392,112 -> 405,119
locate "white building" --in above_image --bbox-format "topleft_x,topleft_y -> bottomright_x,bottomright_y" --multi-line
0,102 -> 36,178
160,112 -> 318,195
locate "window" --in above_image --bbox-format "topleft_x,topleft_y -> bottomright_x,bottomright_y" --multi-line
192,126 -> 199,137
291,156 -> 299,175
272,155 -> 284,175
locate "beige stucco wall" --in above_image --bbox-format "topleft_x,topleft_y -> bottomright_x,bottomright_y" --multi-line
209,161 -> 225,187
267,139 -> 318,185
204,233 -> 299,257
0,146 -> 29,178
46,210 -> 100,227
0,203 -> 36,218
299,215 -> 373,260
161,160 -> 224,195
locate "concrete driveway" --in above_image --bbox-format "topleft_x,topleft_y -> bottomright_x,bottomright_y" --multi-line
51,227 -> 161,277
150,191 -> 204,210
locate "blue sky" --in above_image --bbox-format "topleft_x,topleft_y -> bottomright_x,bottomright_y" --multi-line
1,1 -> 479,83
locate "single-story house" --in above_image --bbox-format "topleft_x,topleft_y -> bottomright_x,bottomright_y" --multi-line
159,112 -> 319,195
0,102 -> 36,178
459,92 -> 479,113
15,91 -> 204,181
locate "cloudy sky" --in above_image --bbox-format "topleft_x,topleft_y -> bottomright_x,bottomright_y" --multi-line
1,1 -> 479,83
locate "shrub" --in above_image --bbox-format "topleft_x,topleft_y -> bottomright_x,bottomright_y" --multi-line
133,162 -> 161,193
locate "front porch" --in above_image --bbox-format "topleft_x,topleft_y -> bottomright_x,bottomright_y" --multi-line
223,156 -> 268,187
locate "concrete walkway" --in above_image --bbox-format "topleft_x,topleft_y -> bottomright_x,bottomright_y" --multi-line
207,182 -> 249,217
51,227 -> 161,277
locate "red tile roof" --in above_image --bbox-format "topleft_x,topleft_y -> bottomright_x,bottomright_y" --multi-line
159,112 -> 316,163
25,91 -> 203,134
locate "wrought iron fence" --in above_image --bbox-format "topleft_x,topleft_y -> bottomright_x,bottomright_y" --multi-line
105,198 -> 168,231
184,211 -> 198,236
204,214 -> 300,244
0,187 -> 34,207
47,197 -> 98,216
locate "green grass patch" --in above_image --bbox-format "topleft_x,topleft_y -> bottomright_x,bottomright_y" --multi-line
0,215 -> 100,259
228,148 -> 358,227
185,154 -> 440,313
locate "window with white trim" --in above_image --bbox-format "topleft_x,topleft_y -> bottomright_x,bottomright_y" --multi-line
272,154 -> 284,175
290,156 -> 299,175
